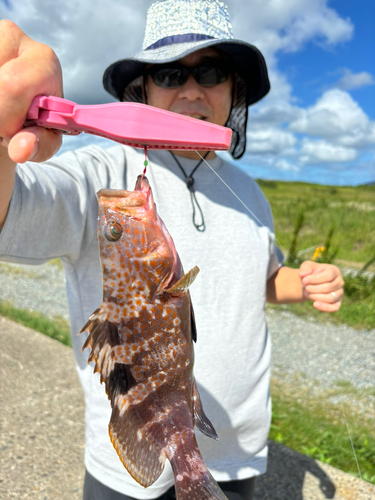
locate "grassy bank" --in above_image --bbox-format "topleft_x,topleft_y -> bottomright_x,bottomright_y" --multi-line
270,377 -> 375,484
257,180 -> 375,266
0,300 -> 71,347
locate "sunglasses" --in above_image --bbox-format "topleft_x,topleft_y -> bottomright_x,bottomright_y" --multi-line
146,60 -> 232,88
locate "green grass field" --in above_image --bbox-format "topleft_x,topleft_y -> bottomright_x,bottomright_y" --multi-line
257,180 -> 375,266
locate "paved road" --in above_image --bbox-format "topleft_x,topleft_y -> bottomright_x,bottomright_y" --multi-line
1,318 -> 373,500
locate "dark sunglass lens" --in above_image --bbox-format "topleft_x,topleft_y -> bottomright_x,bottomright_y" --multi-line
195,65 -> 229,86
151,67 -> 185,88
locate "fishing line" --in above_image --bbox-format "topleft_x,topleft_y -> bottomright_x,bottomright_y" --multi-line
196,150 -> 366,489
142,147 -> 149,178
340,403 -> 366,494
195,151 -> 291,259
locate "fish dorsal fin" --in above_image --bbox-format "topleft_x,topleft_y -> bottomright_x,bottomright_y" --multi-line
193,381 -> 218,441
165,266 -> 200,295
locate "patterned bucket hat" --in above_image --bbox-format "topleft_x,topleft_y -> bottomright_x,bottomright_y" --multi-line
103,0 -> 270,159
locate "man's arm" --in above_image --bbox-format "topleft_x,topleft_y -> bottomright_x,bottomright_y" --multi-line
0,20 -> 63,228
267,261 -> 344,312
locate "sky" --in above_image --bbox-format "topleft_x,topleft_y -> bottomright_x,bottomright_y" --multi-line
1,0 -> 374,185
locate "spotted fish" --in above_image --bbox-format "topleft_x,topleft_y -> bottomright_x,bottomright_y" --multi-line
80,175 -> 228,500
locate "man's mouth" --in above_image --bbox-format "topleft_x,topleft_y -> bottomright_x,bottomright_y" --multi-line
180,112 -> 207,120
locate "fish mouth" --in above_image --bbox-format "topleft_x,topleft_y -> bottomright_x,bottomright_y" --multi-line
97,176 -> 153,214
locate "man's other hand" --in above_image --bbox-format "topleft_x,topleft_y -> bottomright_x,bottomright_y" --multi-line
299,261 -> 344,312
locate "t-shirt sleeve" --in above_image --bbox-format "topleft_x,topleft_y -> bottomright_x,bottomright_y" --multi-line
0,145 -> 126,265
262,194 -> 284,279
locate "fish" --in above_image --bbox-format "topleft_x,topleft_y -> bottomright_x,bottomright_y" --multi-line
80,175 -> 228,500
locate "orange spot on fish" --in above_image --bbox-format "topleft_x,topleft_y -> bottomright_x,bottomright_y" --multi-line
132,238 -> 138,245
125,228 -> 131,234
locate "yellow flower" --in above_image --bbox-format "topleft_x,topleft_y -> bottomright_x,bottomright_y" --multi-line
312,245 -> 325,261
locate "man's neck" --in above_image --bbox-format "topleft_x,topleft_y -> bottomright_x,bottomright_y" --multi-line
172,150 -> 216,161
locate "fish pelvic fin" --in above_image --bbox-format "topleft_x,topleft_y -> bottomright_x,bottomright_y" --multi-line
109,404 -> 166,488
165,266 -> 200,295
193,381 -> 218,440
170,441 -> 228,500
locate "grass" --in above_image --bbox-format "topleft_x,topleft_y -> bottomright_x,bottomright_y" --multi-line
257,180 -> 375,266
0,262 -> 40,278
0,300 -> 71,347
270,376 -> 375,485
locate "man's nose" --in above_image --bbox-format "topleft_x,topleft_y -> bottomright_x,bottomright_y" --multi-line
177,74 -> 205,100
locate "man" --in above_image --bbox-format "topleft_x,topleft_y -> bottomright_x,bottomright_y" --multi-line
0,1 -> 344,499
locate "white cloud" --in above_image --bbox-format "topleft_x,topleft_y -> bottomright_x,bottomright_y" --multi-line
227,0 -> 353,56
300,139 -> 357,163
332,68 -> 374,91
289,89 -> 375,148
275,158 -> 299,171
246,127 -> 297,154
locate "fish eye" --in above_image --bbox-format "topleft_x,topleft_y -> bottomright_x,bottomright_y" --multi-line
103,222 -> 123,242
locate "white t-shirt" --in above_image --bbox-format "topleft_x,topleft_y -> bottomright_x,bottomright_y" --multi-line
0,145 -> 282,498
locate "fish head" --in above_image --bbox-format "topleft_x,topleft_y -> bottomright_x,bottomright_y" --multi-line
97,175 -> 181,300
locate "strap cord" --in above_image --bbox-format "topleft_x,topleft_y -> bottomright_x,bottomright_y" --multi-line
169,151 -> 209,232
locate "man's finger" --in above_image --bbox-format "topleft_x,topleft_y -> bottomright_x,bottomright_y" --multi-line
303,275 -> 344,295
305,290 -> 343,304
7,127 -> 62,163
313,300 -> 342,312
302,267 -> 342,286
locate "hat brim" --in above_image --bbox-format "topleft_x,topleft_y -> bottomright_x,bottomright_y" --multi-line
103,38 -> 270,106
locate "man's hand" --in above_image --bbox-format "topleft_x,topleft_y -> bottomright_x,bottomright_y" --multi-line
0,20 -> 63,163
299,261 -> 344,312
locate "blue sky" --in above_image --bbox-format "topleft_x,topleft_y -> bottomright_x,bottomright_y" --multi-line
1,0 -> 374,185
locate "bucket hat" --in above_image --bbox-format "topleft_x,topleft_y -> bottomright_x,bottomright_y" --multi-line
103,0 -> 270,159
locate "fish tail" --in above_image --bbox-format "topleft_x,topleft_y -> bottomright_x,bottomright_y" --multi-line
170,445 -> 228,500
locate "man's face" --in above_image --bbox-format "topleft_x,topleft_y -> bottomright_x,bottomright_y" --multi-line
144,48 -> 233,130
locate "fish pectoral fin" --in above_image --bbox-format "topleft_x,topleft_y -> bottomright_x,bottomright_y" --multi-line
164,266 -> 200,295
79,305 -> 120,386
193,381 -> 218,441
109,405 -> 166,488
